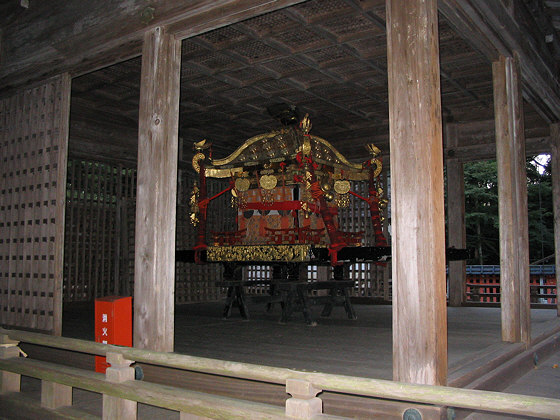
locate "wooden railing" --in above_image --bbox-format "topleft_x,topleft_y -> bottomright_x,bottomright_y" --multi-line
1,328 -> 560,419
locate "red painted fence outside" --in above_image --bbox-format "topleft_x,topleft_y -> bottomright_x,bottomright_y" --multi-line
464,265 -> 557,304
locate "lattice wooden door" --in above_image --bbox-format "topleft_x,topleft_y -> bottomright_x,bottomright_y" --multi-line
0,75 -> 70,334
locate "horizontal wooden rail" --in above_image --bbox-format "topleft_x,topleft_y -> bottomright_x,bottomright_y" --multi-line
0,357 -> 289,420
2,328 -> 560,418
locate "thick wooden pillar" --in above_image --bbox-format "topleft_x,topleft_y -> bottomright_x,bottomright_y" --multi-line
447,158 -> 466,306
550,124 -> 560,317
134,27 -> 181,351
493,55 -> 531,344
446,124 -> 466,307
386,0 -> 447,385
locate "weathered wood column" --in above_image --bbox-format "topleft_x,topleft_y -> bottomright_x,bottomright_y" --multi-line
447,160 -> 467,307
493,55 -> 531,344
134,26 -> 181,351
446,124 -> 467,307
550,124 -> 560,317
386,0 -> 447,385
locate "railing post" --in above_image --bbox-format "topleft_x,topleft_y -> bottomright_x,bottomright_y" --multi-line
285,378 -> 322,419
103,352 -> 137,420
41,381 -> 72,409
0,334 -> 21,394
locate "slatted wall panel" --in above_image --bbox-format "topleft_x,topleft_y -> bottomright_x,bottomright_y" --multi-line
338,181 -> 374,245
0,75 -> 70,334
124,198 -> 138,298
63,160 -> 136,302
175,174 -> 236,303
244,265 -> 272,295
338,180 -> 390,299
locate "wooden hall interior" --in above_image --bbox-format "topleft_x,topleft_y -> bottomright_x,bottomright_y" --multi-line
1,1 -> 560,419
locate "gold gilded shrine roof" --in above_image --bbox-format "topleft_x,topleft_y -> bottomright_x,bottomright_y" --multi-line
194,124 -> 380,181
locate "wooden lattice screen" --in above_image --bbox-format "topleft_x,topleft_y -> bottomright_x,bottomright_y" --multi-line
64,160 -> 136,302
0,75 -> 70,334
65,165 -> 235,305
338,180 -> 389,299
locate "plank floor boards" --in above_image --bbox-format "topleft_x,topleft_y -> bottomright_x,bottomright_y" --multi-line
62,302 -> 558,380
2,304 -> 558,419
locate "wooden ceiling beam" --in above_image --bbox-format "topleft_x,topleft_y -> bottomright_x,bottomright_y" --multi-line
344,0 -> 387,29
218,20 -> 385,121
308,1 -> 486,116
0,0 -> 308,94
443,119 -> 551,162
439,0 -> 560,122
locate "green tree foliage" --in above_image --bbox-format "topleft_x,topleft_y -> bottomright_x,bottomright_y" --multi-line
464,160 -> 500,264
460,156 -> 553,265
526,156 -> 554,263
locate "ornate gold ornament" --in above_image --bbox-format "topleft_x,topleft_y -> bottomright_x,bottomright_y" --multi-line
366,143 -> 381,157
235,177 -> 251,192
300,113 -> 312,135
230,186 -> 248,209
259,174 -> 278,190
207,245 -> 311,262
192,152 -> 205,174
320,176 -> 332,192
300,201 -> 311,218
194,139 -> 211,150
371,158 -> 382,177
261,189 -> 275,205
189,184 -> 200,226
189,185 -> 199,205
334,180 -> 351,195
335,193 -> 350,208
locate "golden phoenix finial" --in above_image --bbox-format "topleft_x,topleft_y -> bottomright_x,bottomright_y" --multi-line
366,143 -> 380,157
300,114 -> 312,135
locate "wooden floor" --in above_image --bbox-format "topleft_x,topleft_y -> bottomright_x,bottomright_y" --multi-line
5,302 -> 560,419
466,352 -> 560,419
62,301 -> 559,380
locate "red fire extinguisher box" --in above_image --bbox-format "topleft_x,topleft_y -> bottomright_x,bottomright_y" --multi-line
94,296 -> 132,373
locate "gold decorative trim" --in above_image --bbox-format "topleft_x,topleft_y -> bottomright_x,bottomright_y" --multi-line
192,152 -> 205,174
207,245 -> 311,262
207,130 -> 364,172
210,131 -> 284,166
371,158 -> 382,178
310,135 -> 363,170
205,167 -> 243,178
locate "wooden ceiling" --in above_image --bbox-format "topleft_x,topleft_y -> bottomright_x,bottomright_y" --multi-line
67,0 -> 553,167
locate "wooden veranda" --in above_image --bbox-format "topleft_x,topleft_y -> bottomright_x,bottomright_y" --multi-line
1,1 -> 560,419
